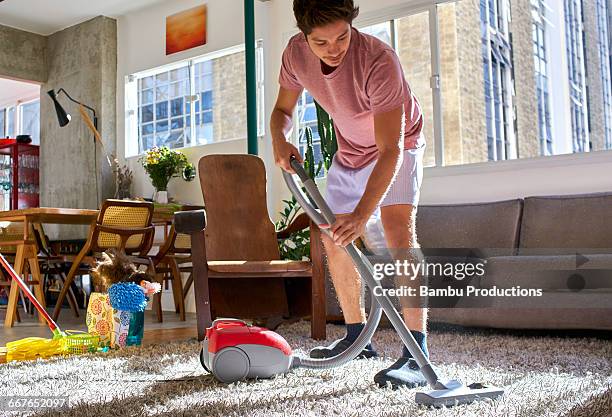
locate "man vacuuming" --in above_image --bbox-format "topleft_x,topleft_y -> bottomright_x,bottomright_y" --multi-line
270,0 -> 428,389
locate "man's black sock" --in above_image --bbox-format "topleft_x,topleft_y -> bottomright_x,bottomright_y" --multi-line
346,322 -> 373,349
401,330 -> 428,359
346,322 -> 365,342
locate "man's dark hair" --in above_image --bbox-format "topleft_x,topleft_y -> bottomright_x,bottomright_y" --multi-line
293,0 -> 360,35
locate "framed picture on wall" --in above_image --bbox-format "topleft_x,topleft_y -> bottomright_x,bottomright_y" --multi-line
166,4 -> 208,55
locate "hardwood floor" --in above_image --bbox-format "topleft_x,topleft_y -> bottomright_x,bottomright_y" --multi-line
0,307 -> 199,363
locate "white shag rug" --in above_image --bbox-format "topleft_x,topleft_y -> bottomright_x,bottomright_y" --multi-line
0,321 -> 610,417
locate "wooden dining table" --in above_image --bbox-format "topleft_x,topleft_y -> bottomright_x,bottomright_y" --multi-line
0,203 -> 202,328
0,208 -> 99,328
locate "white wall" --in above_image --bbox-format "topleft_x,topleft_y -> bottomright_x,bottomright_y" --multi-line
117,0 -> 612,313
116,0 -> 270,204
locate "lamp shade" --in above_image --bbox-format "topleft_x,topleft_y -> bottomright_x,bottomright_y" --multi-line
47,90 -> 71,127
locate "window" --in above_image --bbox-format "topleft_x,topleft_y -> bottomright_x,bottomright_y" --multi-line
596,0 -> 612,149
532,0 -> 553,156
6,107 -> 15,138
296,91 -> 325,176
126,43 -> 264,157
0,109 -> 5,138
481,0 -> 516,161
565,0 -> 590,153
138,64 -> 191,151
19,100 -> 40,145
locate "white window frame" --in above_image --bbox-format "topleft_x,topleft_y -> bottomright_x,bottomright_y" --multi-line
596,0 -> 612,149
125,42 -> 265,158
481,0 -> 517,161
532,0 -> 554,156
564,0 -> 590,153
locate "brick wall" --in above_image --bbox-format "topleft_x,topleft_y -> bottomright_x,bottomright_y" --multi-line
212,51 -> 247,142
455,0 -> 488,165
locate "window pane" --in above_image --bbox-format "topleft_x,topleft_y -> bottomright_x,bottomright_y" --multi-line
21,101 -> 40,145
156,85 -> 168,101
202,74 -> 213,90
360,21 -> 392,46
7,107 -> 15,137
171,98 -> 183,117
141,123 -> 154,136
156,72 -> 168,83
141,89 -> 153,105
156,102 -> 168,120
141,76 -> 154,89
156,131 -> 170,146
201,91 -> 213,110
0,109 -> 4,138
171,117 -> 184,130
170,67 -> 189,81
202,111 -> 213,124
156,119 -> 169,132
170,81 -> 188,98
141,105 -> 154,123
140,134 -> 153,153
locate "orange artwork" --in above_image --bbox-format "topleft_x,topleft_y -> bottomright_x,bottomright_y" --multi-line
166,5 -> 208,55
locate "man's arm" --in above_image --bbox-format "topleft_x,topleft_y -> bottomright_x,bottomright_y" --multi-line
354,105 -> 404,218
270,86 -> 304,172
329,105 -> 404,246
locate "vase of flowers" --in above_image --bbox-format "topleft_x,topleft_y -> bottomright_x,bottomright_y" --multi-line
139,146 -> 195,203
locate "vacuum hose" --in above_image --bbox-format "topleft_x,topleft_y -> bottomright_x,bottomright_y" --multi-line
282,158 -> 382,370
283,157 -> 440,384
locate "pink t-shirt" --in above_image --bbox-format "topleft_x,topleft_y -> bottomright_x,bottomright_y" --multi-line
279,27 -> 426,169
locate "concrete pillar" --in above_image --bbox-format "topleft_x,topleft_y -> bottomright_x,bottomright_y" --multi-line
41,16 -> 117,215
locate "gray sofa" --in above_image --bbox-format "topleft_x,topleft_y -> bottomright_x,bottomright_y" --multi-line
325,192 -> 612,330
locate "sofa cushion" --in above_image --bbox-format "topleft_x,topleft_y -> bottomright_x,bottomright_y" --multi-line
519,192 -> 612,254
485,253 -> 612,292
416,199 -> 523,257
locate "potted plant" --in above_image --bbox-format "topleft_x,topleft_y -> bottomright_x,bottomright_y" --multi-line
139,146 -> 195,203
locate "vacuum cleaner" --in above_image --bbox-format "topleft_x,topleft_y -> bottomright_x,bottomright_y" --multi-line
196,157 -> 504,407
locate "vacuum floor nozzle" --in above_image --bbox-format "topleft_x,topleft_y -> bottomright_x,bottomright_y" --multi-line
415,380 -> 504,407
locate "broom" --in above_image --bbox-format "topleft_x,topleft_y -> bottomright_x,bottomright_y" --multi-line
0,253 -> 99,362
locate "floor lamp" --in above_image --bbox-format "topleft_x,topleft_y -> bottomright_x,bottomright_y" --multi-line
47,89 -> 103,208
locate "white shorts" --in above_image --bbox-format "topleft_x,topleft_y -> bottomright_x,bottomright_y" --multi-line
325,146 -> 426,216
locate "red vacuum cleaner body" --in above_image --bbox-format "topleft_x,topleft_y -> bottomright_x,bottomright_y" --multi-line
200,319 -> 293,383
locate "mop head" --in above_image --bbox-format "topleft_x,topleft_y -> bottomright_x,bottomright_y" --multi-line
6,337 -> 66,361
415,379 -> 504,407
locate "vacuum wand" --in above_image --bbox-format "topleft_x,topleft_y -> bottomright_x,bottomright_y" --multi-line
284,157 -> 504,407
285,158 -> 438,384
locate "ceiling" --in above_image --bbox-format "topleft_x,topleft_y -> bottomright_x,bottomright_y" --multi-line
0,0 -> 167,35
0,78 -> 40,107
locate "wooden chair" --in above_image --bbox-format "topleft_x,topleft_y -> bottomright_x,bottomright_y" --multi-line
175,154 -> 326,341
0,222 -> 45,324
152,225 -> 191,321
52,200 -> 157,322
31,224 -> 82,317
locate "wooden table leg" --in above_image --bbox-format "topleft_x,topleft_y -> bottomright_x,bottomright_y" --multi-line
26,244 -> 47,325
4,244 -> 25,328
169,258 -> 186,321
